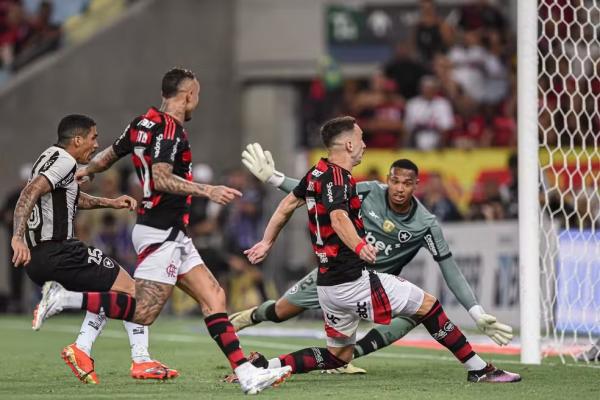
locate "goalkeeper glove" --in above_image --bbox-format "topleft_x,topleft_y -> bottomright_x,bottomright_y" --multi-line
241,143 -> 285,187
469,305 -> 513,346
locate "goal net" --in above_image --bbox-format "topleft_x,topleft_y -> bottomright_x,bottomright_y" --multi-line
538,0 -> 600,362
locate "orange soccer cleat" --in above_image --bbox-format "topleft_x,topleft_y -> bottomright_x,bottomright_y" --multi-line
130,360 -> 180,380
61,343 -> 99,384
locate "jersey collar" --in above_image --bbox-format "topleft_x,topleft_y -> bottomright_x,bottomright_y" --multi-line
385,192 -> 417,221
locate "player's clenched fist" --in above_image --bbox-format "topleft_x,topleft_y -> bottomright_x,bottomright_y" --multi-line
207,185 -> 242,205
244,240 -> 272,264
111,195 -> 137,211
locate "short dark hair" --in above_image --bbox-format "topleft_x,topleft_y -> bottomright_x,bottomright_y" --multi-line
162,67 -> 196,98
390,159 -> 419,176
57,114 -> 96,146
320,116 -> 356,148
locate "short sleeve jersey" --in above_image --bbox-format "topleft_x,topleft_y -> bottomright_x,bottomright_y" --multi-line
112,107 -> 193,230
292,158 -> 365,286
26,146 -> 79,248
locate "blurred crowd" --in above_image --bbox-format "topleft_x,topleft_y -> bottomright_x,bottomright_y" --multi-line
304,0 -> 516,151
0,0 -> 61,80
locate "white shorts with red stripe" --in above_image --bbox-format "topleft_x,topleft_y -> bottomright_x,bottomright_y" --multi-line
317,269 -> 424,347
132,224 -> 203,285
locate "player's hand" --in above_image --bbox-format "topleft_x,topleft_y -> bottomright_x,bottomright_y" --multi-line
11,236 -> 30,267
207,185 -> 242,205
359,243 -> 378,264
75,167 -> 95,184
111,195 -> 137,211
475,314 -> 513,346
244,240 -> 272,264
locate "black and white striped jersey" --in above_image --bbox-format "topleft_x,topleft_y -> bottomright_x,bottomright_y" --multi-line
26,145 -> 79,248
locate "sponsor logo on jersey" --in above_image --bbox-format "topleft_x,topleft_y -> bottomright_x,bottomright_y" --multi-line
55,171 -> 75,188
424,233 -> 438,256
287,284 -> 299,295
311,169 -> 323,177
307,180 -> 315,191
382,219 -> 395,233
365,231 -> 393,256
136,130 -> 149,144
316,252 -> 328,263
40,152 -> 59,172
398,230 -> 412,243
154,133 -> 163,158
138,118 -> 156,129
326,181 -> 334,203
368,210 -> 381,220
170,137 -> 180,161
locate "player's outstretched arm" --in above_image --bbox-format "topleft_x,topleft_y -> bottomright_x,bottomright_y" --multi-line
11,176 -> 52,266
245,192 -> 305,264
438,256 -> 513,346
152,163 -> 242,205
77,192 -> 137,211
76,146 -> 121,183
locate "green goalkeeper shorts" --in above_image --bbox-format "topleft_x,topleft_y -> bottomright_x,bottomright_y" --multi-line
282,269 -> 320,309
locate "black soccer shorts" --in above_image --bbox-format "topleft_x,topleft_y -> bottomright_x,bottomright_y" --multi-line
26,239 -> 122,292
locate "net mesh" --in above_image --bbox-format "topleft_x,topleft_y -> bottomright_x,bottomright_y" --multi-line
538,0 -> 600,362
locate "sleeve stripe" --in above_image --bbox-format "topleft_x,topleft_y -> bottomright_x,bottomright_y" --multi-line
164,115 -> 175,140
333,166 -> 342,185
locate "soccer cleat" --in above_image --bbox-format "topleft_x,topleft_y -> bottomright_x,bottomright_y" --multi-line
229,306 -> 258,332
222,352 -> 269,384
321,363 -> 367,374
238,365 -> 292,395
61,343 -> 99,384
32,281 -> 65,331
131,360 -> 180,380
467,363 -> 521,383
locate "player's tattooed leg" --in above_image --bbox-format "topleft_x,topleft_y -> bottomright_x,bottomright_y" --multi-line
132,279 -> 173,325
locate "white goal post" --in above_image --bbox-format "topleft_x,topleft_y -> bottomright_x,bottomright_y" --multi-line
520,0 -> 600,364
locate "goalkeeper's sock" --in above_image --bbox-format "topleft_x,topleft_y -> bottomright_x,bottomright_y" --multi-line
75,311 -> 107,356
354,316 -> 418,358
124,321 -> 152,363
421,300 -> 486,371
268,347 -> 346,373
252,300 -> 282,323
205,313 -> 248,369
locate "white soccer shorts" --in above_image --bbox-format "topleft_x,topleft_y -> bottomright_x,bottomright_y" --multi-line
132,224 -> 204,285
317,269 -> 425,347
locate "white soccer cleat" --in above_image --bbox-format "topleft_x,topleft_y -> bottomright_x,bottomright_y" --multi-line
229,306 -> 258,332
32,281 -> 66,331
239,365 -> 292,395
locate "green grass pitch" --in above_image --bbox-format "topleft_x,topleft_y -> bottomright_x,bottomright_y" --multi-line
0,315 -> 597,399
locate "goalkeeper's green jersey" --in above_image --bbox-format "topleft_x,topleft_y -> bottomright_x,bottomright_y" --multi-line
356,180 -> 452,274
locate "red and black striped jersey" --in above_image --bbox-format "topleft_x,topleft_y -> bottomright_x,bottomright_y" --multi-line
112,107 -> 193,230
293,158 -> 365,286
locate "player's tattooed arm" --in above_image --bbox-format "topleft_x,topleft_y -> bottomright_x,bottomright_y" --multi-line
12,176 -> 52,239
86,146 -> 120,174
77,192 -> 137,211
152,163 -> 242,205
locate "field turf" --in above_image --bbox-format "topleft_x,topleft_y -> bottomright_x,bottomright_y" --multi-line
0,315 -> 597,399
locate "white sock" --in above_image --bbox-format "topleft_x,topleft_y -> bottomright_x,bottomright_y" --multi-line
267,358 -> 282,369
464,354 -> 487,371
62,291 -> 83,309
124,321 -> 152,363
75,311 -> 107,356
234,360 -> 257,381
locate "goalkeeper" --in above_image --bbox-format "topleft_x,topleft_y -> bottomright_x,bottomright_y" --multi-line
231,143 -> 514,373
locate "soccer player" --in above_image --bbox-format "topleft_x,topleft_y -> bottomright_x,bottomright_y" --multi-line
10,114 -> 177,383
29,68 -> 292,394
233,117 -> 520,382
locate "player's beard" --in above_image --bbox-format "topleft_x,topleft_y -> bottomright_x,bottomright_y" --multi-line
184,110 -> 193,121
